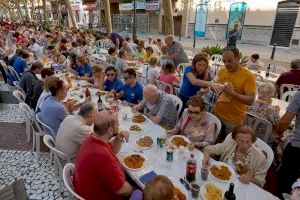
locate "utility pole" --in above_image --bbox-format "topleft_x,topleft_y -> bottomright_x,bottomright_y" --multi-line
132,0 -> 137,40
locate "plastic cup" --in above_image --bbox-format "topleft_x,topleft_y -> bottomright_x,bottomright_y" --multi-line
201,167 -> 209,181
191,183 -> 200,198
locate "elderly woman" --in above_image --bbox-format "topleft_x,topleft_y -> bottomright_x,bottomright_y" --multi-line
248,82 -> 280,126
167,95 -> 216,150
202,125 -> 268,187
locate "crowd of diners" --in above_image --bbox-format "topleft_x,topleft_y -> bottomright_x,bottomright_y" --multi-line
0,17 -> 300,200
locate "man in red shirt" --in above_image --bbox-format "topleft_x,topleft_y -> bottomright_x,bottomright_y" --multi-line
276,59 -> 300,96
73,110 -> 133,200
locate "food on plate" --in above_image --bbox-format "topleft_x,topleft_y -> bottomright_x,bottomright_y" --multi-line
132,114 -> 146,123
173,187 -> 187,200
64,99 -> 78,103
136,136 -> 153,148
96,91 -> 107,96
130,125 -> 142,132
210,165 -> 232,181
83,84 -> 93,88
204,183 -> 222,200
124,154 -> 145,169
161,124 -> 173,130
171,137 -> 188,147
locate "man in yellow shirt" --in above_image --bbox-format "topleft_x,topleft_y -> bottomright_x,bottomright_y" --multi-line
214,48 -> 256,140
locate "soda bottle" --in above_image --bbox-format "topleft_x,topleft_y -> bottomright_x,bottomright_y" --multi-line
97,95 -> 104,111
266,64 -> 271,77
224,183 -> 236,200
186,153 -> 197,182
85,88 -> 91,98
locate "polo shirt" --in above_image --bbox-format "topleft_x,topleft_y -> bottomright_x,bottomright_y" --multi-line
76,64 -> 92,77
13,57 -> 27,74
40,96 -> 68,135
122,82 -> 143,104
73,136 -> 126,200
104,77 -> 124,92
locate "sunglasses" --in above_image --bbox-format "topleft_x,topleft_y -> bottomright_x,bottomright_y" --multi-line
188,110 -> 201,115
106,73 -> 115,77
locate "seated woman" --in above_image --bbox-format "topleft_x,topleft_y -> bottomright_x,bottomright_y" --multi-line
248,82 -> 280,126
202,125 -> 268,187
179,53 -> 223,107
86,64 -> 105,89
246,54 -> 264,70
104,66 -> 124,93
129,175 -> 173,200
75,55 -> 92,78
50,48 -> 66,65
143,46 -> 155,63
167,95 -> 216,150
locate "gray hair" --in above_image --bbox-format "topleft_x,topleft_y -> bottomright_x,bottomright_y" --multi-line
79,102 -> 96,118
144,84 -> 159,96
258,82 -> 276,99
291,59 -> 300,69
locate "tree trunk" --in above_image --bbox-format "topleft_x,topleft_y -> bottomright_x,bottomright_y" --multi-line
65,0 -> 77,28
181,0 -> 190,37
31,0 -> 36,20
24,0 -> 32,21
42,0 -> 48,26
163,0 -> 174,35
17,4 -> 24,20
103,0 -> 112,34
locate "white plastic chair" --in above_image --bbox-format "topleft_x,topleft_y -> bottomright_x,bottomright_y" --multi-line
63,163 -> 85,200
279,84 -> 300,99
281,91 -> 297,102
36,112 -> 56,139
18,102 -> 33,143
254,73 -> 264,82
7,65 -> 20,81
13,90 -> 25,103
173,86 -> 180,96
43,135 -> 70,194
177,63 -> 190,74
168,94 -> 183,122
155,80 -> 173,94
13,81 -> 26,95
137,74 -> 149,86
206,112 -> 222,144
211,54 -> 223,63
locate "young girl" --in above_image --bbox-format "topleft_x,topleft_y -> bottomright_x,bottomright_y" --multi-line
158,62 -> 180,94
87,64 -> 104,89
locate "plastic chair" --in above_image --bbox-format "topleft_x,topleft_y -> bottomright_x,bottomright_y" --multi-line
206,112 -> 222,144
43,135 -> 70,194
155,80 -> 173,94
13,90 -> 25,103
211,54 -> 223,63
7,65 -> 20,81
168,94 -> 183,122
173,86 -> 180,96
254,73 -> 264,82
279,84 -> 300,99
18,102 -> 33,144
281,91 -> 297,102
177,63 -> 190,74
36,112 -> 56,139
13,81 -> 26,95
137,74 -> 149,86
63,163 -> 85,200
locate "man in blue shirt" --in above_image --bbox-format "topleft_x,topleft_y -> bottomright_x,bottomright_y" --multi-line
13,50 -> 29,74
116,68 -> 143,106
104,66 -> 124,92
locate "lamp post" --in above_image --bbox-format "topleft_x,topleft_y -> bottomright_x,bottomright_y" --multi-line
132,0 -> 137,41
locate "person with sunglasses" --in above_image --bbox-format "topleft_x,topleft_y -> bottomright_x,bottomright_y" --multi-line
166,95 -> 216,150
104,66 -> 125,93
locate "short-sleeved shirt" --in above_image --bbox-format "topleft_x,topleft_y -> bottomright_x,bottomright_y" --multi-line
179,66 -> 212,98
115,58 -> 127,77
135,49 -> 146,60
73,136 -> 126,200
13,57 -> 27,74
276,70 -> 300,89
166,41 -> 188,66
76,64 -> 92,77
214,67 -> 256,123
110,32 -> 124,47
144,92 -> 177,127
40,96 -> 68,135
122,82 -> 143,104
104,77 -> 124,92
286,91 -> 300,148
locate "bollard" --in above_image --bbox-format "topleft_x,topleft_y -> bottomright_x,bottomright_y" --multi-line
271,43 -> 277,60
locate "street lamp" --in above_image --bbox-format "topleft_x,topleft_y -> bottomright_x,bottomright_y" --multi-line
132,0 -> 137,41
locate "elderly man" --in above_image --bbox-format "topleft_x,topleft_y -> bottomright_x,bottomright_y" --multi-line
214,48 -> 256,140
56,102 -> 96,160
73,110 -> 133,199
161,35 -> 188,67
133,85 -> 177,127
276,59 -> 300,96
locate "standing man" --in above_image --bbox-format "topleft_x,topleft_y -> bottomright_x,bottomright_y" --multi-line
108,32 -> 125,50
227,24 -> 239,48
214,48 -> 256,140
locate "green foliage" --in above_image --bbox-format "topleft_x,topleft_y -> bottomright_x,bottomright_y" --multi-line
201,44 -> 222,57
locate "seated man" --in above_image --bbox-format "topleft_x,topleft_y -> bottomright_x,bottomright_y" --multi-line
56,102 -> 96,160
116,68 -> 143,106
133,84 -> 178,128
73,110 -> 133,199
276,59 -> 300,96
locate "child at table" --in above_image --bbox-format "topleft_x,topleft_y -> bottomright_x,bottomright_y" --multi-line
142,57 -> 160,85
158,62 -> 180,94
86,64 -> 104,89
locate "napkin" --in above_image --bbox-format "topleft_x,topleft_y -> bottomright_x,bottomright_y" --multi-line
139,171 -> 157,186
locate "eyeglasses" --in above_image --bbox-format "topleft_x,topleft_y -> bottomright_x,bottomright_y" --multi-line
188,110 -> 201,115
106,73 -> 115,77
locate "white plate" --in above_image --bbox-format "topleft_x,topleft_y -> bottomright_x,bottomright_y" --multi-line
173,183 -> 189,200
129,124 -> 144,133
208,162 -> 235,183
135,136 -> 154,150
168,135 -> 190,148
123,153 -> 146,171
131,114 -> 147,124
200,182 -> 224,200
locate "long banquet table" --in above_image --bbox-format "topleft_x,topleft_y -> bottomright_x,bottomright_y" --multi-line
63,76 -> 280,200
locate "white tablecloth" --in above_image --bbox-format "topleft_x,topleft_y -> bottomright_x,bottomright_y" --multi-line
251,70 -> 279,84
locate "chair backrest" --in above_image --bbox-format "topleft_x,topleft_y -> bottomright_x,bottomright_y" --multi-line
63,163 -> 85,200
244,113 -> 273,143
177,63 -> 190,74
255,137 -> 274,170
13,90 -> 25,103
211,54 -> 223,63
206,112 -> 222,144
137,74 -> 149,86
168,94 -> 183,122
43,135 -> 69,160
281,91 -> 296,102
173,86 -> 180,96
280,84 -> 300,99
7,65 -> 20,81
36,112 -> 57,138
13,81 -> 26,95
254,73 -> 264,82
269,64 -> 287,74
155,80 -> 173,94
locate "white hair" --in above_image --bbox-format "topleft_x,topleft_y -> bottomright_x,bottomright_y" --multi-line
258,82 -> 276,99
144,84 -> 159,96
